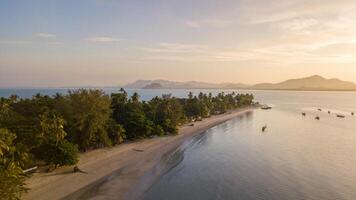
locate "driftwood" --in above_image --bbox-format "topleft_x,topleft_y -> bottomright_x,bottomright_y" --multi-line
133,148 -> 144,152
23,166 -> 38,173
73,166 -> 87,174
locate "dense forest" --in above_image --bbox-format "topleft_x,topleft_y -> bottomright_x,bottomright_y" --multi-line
0,89 -> 254,199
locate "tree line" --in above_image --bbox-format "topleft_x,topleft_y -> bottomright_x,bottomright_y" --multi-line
0,89 -> 254,199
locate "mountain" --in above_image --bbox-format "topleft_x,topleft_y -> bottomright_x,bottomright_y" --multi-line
251,75 -> 356,91
142,83 -> 164,89
124,80 -> 154,89
125,75 -> 356,91
124,80 -> 249,89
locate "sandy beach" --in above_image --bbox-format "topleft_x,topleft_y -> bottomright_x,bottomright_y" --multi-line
24,107 -> 254,200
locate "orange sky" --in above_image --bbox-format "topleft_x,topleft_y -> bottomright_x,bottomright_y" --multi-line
1,0 -> 356,87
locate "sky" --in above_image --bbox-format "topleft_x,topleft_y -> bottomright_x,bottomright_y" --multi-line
1,0 -> 356,87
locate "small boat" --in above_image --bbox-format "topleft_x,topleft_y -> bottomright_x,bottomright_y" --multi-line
315,116 -> 320,120
336,114 -> 345,118
262,125 -> 267,132
352,112 -> 354,116
261,105 -> 272,110
318,108 -> 322,111
328,111 -> 331,114
302,112 -> 306,116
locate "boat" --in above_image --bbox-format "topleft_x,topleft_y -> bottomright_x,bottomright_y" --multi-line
318,108 -> 322,111
302,112 -> 306,116
261,105 -> 272,110
337,114 -> 345,118
262,125 -> 267,132
315,116 -> 320,120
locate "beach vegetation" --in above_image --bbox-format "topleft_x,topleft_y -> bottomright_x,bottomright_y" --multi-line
0,128 -> 28,200
0,89 -> 254,198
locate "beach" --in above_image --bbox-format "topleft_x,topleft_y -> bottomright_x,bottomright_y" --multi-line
24,107 -> 254,200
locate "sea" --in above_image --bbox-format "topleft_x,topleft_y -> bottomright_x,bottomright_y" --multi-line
2,88 -> 356,199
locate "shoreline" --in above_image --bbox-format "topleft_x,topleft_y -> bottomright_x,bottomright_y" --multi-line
24,106 -> 255,200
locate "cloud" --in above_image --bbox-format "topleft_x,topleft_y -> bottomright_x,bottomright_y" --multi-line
313,43 -> 356,55
278,18 -> 319,31
0,40 -> 32,45
86,37 -> 121,43
141,39 -> 356,65
232,0 -> 356,65
34,33 -> 56,38
176,1 -> 356,65
47,42 -> 62,45
142,42 -> 269,62
244,0 -> 356,24
142,42 -> 209,54
185,19 -> 231,28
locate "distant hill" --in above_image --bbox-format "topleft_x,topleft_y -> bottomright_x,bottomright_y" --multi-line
124,80 -> 249,89
124,75 -> 356,91
142,83 -> 163,89
251,75 -> 356,91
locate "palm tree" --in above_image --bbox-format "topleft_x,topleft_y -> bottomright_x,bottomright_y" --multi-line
131,92 -> 140,103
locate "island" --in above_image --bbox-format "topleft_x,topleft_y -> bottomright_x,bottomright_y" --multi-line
142,82 -> 164,89
128,75 -> 356,91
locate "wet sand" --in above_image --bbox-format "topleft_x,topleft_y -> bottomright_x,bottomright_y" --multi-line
24,107 -> 254,200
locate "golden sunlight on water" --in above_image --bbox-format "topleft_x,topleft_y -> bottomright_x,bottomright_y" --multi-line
143,91 -> 356,200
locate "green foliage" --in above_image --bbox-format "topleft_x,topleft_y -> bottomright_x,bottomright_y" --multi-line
152,125 -> 165,136
184,96 -> 205,118
107,121 -> 126,145
122,104 -> 153,139
0,128 -> 28,200
39,140 -> 79,166
65,89 -> 112,150
39,111 -> 67,145
111,92 -> 154,139
145,95 -> 184,134
0,88 -> 254,199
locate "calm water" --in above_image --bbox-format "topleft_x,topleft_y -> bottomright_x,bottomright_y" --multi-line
0,88 -> 243,101
143,90 -> 356,200
3,89 -> 356,199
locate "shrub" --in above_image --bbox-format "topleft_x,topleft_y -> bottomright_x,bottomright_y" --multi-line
40,140 -> 79,167
0,162 -> 27,200
0,128 -> 28,200
152,125 -> 165,136
108,122 -> 126,145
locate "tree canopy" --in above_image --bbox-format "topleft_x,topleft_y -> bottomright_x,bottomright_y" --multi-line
0,89 -> 254,199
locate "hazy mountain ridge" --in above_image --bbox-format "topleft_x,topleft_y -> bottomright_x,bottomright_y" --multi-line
125,75 -> 356,91
252,75 -> 356,90
142,83 -> 164,89
125,80 -> 249,89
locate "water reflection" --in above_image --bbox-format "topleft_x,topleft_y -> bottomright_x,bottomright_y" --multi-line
144,101 -> 356,200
